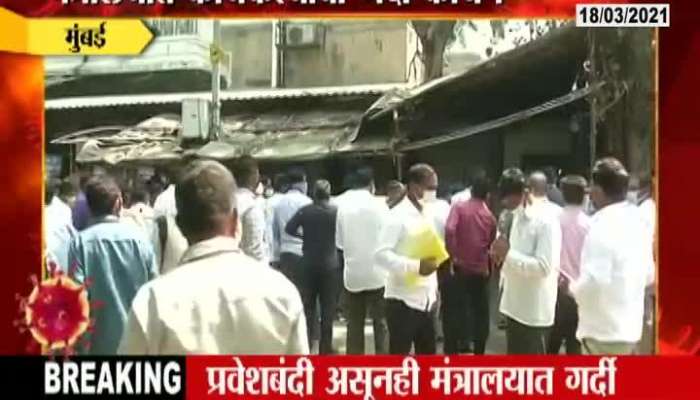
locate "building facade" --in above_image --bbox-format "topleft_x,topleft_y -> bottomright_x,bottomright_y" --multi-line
45,19 -> 216,98
221,20 -> 411,89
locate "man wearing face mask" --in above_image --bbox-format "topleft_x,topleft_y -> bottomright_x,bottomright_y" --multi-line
68,176 -> 157,354
233,156 -> 268,263
490,168 -> 562,354
375,163 -> 442,354
273,167 -> 312,290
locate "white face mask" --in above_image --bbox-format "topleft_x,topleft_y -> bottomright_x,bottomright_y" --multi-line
255,182 -> 264,197
424,190 -> 438,203
264,188 -> 274,198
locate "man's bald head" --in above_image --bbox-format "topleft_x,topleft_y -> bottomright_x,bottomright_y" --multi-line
528,171 -> 548,197
175,160 -> 238,243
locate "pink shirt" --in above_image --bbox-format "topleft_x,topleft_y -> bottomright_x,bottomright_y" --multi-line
445,198 -> 497,275
559,206 -> 591,285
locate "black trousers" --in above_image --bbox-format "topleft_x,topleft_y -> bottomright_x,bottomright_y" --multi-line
442,271 -> 490,355
280,253 -> 315,342
280,252 -> 304,289
506,317 -> 550,355
345,288 -> 388,354
547,288 -> 581,355
386,299 -> 436,355
300,264 -> 340,354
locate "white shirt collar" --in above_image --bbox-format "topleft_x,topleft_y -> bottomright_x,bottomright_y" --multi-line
180,236 -> 240,265
238,187 -> 255,195
563,205 -> 585,213
591,201 -> 630,221
394,195 -> 423,217
49,196 -> 70,210
513,204 -> 535,221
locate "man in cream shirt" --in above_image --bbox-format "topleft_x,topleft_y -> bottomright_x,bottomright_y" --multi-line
572,158 -> 654,355
374,164 -> 442,354
491,168 -> 562,354
232,156 -> 268,264
119,160 -> 308,355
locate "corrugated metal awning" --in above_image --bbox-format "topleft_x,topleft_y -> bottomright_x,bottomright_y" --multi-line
364,24 -> 585,122
69,109 -> 392,163
399,83 -> 602,151
52,115 -> 180,145
76,140 -> 182,164
45,83 -> 407,110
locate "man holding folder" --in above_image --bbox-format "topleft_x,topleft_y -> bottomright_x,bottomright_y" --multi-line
375,164 -> 447,355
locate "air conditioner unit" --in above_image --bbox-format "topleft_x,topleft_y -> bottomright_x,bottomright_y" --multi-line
181,98 -> 210,141
285,23 -> 324,48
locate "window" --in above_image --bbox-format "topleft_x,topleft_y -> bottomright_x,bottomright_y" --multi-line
147,19 -> 199,36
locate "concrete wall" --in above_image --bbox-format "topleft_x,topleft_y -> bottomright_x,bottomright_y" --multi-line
221,23 -> 274,88
221,20 -> 407,89
284,20 -> 407,88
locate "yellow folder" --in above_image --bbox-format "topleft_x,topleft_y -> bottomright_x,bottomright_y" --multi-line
398,220 -> 450,287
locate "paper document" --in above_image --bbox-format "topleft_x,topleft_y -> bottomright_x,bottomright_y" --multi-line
398,221 -> 449,287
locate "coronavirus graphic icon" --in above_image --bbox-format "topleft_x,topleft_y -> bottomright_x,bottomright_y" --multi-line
16,261 -> 92,355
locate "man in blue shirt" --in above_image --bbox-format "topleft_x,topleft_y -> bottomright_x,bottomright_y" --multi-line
272,167 -> 312,282
68,176 -> 157,354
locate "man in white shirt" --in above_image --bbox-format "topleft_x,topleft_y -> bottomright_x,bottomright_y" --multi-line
121,187 -> 156,238
529,171 -> 563,218
423,187 -> 451,345
374,164 -> 442,354
45,178 -> 78,270
637,174 -> 656,349
450,168 -> 487,205
336,167 -> 389,354
571,158 -> 654,355
384,180 -> 406,209
151,163 -> 189,275
119,160 -> 308,355
637,174 -> 656,248
544,166 -> 566,207
273,168 -> 312,289
331,171 -> 356,210
450,186 -> 471,205
265,173 -> 288,267
490,168 -> 562,354
233,156 -> 268,263
47,179 -> 76,225
425,190 -> 450,240
152,172 -> 177,219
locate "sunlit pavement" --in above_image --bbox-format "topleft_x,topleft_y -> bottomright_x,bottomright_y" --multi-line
311,275 -> 508,355
310,273 -> 654,355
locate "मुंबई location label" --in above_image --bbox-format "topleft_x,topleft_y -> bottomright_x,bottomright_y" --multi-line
0,7 -> 153,55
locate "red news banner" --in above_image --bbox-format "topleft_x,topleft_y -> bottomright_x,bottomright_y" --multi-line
186,356 -> 698,399
0,0 -> 665,17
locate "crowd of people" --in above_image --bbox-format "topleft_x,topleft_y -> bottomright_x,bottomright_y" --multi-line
43,155 -> 656,356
